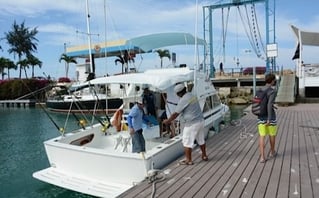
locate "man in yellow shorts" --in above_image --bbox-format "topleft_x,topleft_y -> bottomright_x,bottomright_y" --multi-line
257,73 -> 277,163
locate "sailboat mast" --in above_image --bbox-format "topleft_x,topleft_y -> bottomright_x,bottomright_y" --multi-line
86,0 -> 94,75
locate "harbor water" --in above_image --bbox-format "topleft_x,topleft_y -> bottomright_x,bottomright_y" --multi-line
0,105 -> 247,198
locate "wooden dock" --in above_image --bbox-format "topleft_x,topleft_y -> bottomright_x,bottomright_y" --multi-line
0,100 -> 36,108
118,103 -> 319,198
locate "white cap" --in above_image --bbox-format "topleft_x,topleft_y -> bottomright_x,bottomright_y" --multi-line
136,97 -> 143,104
174,83 -> 185,93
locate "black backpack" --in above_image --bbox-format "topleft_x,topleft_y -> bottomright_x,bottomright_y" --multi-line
251,88 -> 269,116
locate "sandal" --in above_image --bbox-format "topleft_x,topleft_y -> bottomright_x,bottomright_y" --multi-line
268,151 -> 277,159
179,159 -> 194,165
202,156 -> 208,161
260,158 -> 266,163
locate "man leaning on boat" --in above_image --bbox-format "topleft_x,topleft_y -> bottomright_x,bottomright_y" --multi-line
127,97 -> 151,153
163,83 -> 208,165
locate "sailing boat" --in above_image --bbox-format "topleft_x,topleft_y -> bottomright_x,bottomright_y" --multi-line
45,0 -> 124,114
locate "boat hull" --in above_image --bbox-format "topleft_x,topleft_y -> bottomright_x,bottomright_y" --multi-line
46,98 -> 123,113
33,125 -> 184,197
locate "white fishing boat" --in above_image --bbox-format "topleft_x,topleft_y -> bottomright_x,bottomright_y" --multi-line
33,67 -> 229,197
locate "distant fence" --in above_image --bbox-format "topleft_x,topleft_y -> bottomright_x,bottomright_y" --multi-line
216,66 -> 281,77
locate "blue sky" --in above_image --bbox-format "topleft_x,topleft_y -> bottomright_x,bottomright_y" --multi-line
0,0 -> 319,80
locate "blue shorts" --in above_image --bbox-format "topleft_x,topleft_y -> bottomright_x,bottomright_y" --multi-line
131,129 -> 145,153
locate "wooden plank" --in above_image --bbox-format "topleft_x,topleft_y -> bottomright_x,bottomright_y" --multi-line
298,111 -> 312,197
119,124 -> 236,197
157,124 -> 242,197
186,125 -> 253,197
277,110 -> 296,197
118,104 -> 319,198
307,111 -> 319,198
203,123 -> 258,197
264,109 -> 291,198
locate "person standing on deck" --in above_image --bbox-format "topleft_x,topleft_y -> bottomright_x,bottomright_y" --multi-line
142,85 -> 157,117
163,83 -> 208,165
219,62 -> 224,76
258,73 -> 277,163
127,98 -> 150,153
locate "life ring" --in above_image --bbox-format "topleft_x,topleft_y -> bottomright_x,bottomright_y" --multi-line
111,109 -> 123,132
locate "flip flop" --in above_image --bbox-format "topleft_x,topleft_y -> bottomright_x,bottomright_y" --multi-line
202,156 -> 208,161
179,159 -> 194,165
260,158 -> 266,163
268,151 -> 277,159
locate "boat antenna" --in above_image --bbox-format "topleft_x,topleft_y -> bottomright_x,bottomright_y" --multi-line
193,0 -> 200,96
86,0 -> 94,77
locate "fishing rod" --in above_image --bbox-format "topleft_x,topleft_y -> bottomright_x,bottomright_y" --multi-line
18,80 -> 65,133
89,82 -> 112,130
71,111 -> 86,130
63,85 -> 111,131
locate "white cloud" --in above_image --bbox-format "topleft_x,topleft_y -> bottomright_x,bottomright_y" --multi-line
1,0 -> 319,78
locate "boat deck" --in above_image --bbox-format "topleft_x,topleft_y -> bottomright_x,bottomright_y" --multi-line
118,103 -> 319,198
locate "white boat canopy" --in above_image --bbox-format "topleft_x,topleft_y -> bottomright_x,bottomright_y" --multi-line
125,32 -> 207,52
66,32 -> 206,58
291,25 -> 319,46
87,67 -> 195,91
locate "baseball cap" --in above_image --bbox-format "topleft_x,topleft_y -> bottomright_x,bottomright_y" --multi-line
174,83 -> 185,93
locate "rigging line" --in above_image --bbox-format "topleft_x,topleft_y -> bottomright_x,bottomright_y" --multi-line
243,5 -> 257,52
250,4 -> 262,57
221,8 -> 225,65
89,83 -> 107,124
194,0 -> 200,70
238,6 -> 259,56
103,0 -> 108,75
72,86 -> 108,127
235,6 -> 239,63
244,5 -> 259,55
250,4 -> 265,59
65,97 -> 88,130
221,7 -> 230,65
252,5 -> 266,54
18,79 -> 62,132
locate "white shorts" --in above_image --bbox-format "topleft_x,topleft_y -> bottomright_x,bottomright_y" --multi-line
182,120 -> 205,148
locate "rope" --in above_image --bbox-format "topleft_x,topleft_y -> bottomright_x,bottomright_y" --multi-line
150,170 -> 166,198
18,80 -> 63,133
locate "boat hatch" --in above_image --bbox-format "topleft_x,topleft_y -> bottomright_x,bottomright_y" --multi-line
70,134 -> 94,146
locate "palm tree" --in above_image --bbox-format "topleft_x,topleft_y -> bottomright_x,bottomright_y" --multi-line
155,49 -> 171,68
0,58 -> 7,80
0,57 -> 16,79
114,50 -> 135,73
59,53 -> 77,78
5,20 -> 38,78
27,54 -> 42,78
17,58 -> 29,78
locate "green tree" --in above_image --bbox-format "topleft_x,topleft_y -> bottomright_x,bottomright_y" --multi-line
5,20 -> 38,78
114,50 -> 135,73
27,54 -> 42,78
59,53 -> 77,78
0,57 -> 16,79
155,49 -> 171,68
17,58 -> 29,78
0,58 -> 7,80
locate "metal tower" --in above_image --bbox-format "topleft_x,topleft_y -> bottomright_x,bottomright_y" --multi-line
203,0 -> 276,78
